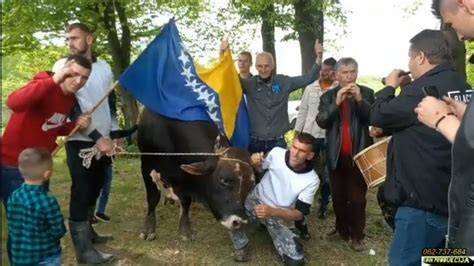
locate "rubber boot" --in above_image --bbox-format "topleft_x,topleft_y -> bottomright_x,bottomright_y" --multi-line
88,208 -> 113,243
69,220 -> 116,264
89,223 -> 113,244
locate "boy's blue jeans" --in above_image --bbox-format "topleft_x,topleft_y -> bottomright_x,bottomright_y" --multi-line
38,253 -> 61,266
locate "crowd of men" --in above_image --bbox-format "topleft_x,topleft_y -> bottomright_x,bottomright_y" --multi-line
1,0 -> 474,265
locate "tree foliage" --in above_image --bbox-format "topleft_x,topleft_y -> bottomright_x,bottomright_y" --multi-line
467,42 -> 474,86
230,0 -> 346,74
2,0 -> 206,128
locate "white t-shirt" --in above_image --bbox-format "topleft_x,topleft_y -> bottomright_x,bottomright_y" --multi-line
53,58 -> 118,141
255,147 -> 320,209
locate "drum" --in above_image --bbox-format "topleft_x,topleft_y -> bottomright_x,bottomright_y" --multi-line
353,137 -> 391,188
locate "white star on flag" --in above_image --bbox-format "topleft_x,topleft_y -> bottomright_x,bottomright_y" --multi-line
178,50 -> 190,66
207,111 -> 220,122
184,79 -> 199,89
181,66 -> 194,80
197,90 -> 212,102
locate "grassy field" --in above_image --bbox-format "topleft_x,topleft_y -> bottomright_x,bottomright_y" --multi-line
1,147 -> 392,265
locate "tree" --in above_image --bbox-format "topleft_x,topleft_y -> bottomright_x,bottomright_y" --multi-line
231,0 -> 346,74
466,42 -> 474,86
231,0 -> 289,73
1,0 -> 205,128
292,0 -> 345,74
442,24 -> 466,79
293,0 -> 322,75
403,0 -> 467,78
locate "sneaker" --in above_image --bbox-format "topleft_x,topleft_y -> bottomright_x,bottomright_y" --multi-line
95,212 -> 111,223
90,216 -> 99,226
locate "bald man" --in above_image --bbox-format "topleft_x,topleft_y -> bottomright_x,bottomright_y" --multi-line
221,40 -> 324,154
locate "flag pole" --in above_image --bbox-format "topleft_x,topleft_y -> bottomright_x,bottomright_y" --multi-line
52,80 -> 119,156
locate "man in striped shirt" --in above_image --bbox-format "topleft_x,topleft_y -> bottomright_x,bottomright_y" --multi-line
7,148 -> 66,265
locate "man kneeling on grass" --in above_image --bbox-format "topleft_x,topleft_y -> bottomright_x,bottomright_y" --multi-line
230,132 -> 320,265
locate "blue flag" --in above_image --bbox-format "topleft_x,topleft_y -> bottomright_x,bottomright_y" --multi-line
119,20 -> 249,149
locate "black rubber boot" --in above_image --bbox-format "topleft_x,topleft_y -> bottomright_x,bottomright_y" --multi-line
89,223 -> 113,244
283,255 -> 304,266
69,221 -> 116,264
88,208 -> 113,243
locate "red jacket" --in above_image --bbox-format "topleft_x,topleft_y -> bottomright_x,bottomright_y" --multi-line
2,72 -> 77,166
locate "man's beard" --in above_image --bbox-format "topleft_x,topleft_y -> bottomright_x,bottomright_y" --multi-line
72,46 -> 88,56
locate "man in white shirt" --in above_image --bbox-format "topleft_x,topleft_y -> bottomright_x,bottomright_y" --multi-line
52,22 -> 116,264
230,133 -> 320,265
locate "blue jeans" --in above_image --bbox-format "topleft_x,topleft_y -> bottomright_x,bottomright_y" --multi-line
1,166 -> 24,263
38,253 -> 61,265
314,138 -> 330,209
96,164 -> 113,214
248,137 -> 287,154
1,166 -> 24,210
389,207 -> 447,266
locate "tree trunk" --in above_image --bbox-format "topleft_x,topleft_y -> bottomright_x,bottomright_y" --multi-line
100,0 -> 139,131
294,0 -> 323,75
442,24 -> 466,79
260,3 -> 277,73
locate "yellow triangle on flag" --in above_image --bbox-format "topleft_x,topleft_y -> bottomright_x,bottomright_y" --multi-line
196,50 -> 243,139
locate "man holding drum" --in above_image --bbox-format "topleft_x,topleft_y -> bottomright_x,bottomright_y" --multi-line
316,57 -> 374,251
371,29 -> 471,265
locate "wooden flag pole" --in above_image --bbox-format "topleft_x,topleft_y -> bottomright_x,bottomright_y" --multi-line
52,80 -> 120,156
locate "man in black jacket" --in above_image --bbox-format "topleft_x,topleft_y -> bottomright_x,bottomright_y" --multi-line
316,57 -> 374,251
371,29 -> 471,265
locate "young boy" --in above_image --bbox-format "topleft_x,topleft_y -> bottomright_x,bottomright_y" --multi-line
7,148 -> 66,265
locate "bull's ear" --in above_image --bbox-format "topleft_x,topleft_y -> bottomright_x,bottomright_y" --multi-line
214,134 -> 230,153
181,161 -> 214,176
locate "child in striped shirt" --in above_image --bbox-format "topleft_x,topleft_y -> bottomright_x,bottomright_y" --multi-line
7,148 -> 66,265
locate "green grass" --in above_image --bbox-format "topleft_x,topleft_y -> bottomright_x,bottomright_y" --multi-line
1,146 -> 392,265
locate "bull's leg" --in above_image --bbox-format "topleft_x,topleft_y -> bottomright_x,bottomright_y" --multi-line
179,195 -> 193,241
139,158 -> 160,241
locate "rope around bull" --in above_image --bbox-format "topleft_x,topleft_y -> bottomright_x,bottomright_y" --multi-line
78,146 -> 231,169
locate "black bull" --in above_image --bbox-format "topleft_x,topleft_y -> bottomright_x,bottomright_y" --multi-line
137,108 -> 256,241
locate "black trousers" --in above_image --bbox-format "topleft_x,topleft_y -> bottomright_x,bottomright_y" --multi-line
329,155 -> 367,241
66,141 -> 111,222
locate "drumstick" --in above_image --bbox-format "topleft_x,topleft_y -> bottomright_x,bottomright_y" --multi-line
52,80 -> 119,156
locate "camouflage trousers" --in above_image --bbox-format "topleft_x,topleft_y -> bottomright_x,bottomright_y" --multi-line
229,190 -> 304,260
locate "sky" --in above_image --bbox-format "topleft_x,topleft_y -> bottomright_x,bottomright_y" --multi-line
38,0 -> 440,78
248,0 -> 440,77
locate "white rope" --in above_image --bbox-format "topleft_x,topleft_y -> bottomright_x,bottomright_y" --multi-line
78,146 -> 101,169
78,145 -> 230,169
117,151 -> 227,156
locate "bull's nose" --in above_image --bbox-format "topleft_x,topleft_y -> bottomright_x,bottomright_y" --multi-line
220,215 -> 247,230
232,220 -> 241,229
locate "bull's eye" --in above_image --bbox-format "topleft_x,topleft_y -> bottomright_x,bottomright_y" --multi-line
220,177 -> 231,188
